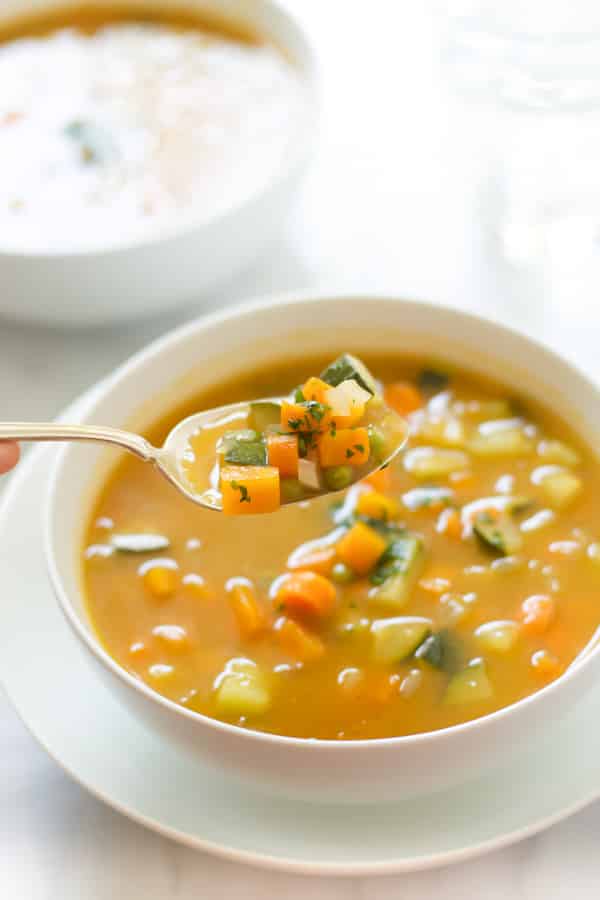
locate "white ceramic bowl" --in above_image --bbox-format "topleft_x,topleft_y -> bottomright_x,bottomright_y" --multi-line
46,293 -> 600,803
0,0 -> 316,327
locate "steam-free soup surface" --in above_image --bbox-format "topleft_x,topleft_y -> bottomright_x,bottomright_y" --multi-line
0,6 -> 305,250
83,355 -> 600,740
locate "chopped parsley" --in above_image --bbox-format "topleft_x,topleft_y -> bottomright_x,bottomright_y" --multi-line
354,443 -> 365,453
287,418 -> 302,431
230,481 -> 251,503
304,401 -> 329,423
345,448 -> 355,459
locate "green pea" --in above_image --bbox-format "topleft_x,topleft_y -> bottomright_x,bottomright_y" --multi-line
368,425 -> 387,463
331,562 -> 355,584
324,465 -> 354,492
281,479 -> 306,503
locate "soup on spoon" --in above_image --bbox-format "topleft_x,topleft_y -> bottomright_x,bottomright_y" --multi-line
175,354 -> 408,513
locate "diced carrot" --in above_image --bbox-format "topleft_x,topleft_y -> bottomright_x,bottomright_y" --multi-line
280,400 -> 331,433
530,649 -> 563,680
302,377 -> 330,404
318,427 -> 370,468
220,465 -> 280,515
336,521 -> 387,575
364,467 -> 392,492
226,578 -> 267,639
436,508 -> 463,539
384,382 -> 423,416
272,571 -> 337,617
140,560 -> 179,598
287,545 -> 336,576
356,490 -> 399,521
274,616 -> 325,662
266,432 -> 299,478
518,595 -> 555,635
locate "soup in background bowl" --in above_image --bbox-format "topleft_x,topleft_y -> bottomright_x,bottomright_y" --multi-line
46,295 -> 600,802
0,0 -> 316,325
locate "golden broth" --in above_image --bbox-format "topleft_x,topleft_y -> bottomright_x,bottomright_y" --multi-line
83,355 -> 600,740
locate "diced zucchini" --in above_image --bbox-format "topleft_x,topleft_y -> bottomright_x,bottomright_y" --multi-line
111,533 -> 170,553
224,441 -> 267,466
404,447 -> 470,480
217,429 -> 266,467
536,439 -> 580,468
417,368 -> 449,393
473,512 -> 523,555
371,616 -> 432,664
469,420 -> 533,458
444,658 -> 493,705
248,402 -> 281,433
370,534 -> 423,586
320,354 -> 379,395
475,620 -> 520,653
414,629 -> 463,673
214,658 -> 270,718
533,465 -> 582,510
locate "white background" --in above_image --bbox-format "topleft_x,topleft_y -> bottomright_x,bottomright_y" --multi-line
2,2 -> 600,896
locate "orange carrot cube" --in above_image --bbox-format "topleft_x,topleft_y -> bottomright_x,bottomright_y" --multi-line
272,571 -> 337,617
226,578 -> 267,638
356,490 -> 399,521
318,427 -> 370,468
336,521 -> 387,575
302,377 -> 330,404
384,382 -> 423,416
220,465 -> 280,515
266,432 -> 299,478
274,616 -> 325,662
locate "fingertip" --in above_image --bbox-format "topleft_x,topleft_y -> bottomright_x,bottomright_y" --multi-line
0,441 -> 20,474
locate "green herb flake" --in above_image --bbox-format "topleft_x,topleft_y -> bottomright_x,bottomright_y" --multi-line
230,481 -> 251,504
345,448 -> 355,459
354,444 -> 365,453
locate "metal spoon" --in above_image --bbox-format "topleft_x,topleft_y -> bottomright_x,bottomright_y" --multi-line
0,399 -> 408,511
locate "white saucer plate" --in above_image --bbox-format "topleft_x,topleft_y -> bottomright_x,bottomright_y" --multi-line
1,389 -> 600,877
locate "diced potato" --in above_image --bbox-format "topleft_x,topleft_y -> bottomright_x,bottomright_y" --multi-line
371,616 -> 432,664
220,465 -> 280,515
214,658 -> 270,717
474,620 -> 520,653
532,465 -> 582,510
318,427 -> 370,468
469,421 -> 533,458
404,447 -> 470,480
324,380 -> 370,427
445,659 -> 492,704
356,490 -> 400,521
337,522 -> 387,575
537,439 -> 581,468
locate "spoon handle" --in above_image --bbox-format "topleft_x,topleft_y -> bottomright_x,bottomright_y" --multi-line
0,422 -> 156,462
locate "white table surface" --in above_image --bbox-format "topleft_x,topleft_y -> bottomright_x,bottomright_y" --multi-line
3,3 -> 600,897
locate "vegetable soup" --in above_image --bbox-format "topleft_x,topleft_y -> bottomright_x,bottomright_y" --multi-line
83,355 -> 600,740
0,5 -> 306,250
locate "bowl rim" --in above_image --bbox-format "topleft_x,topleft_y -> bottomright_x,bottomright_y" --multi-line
0,0 -> 318,260
45,289 -> 600,751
